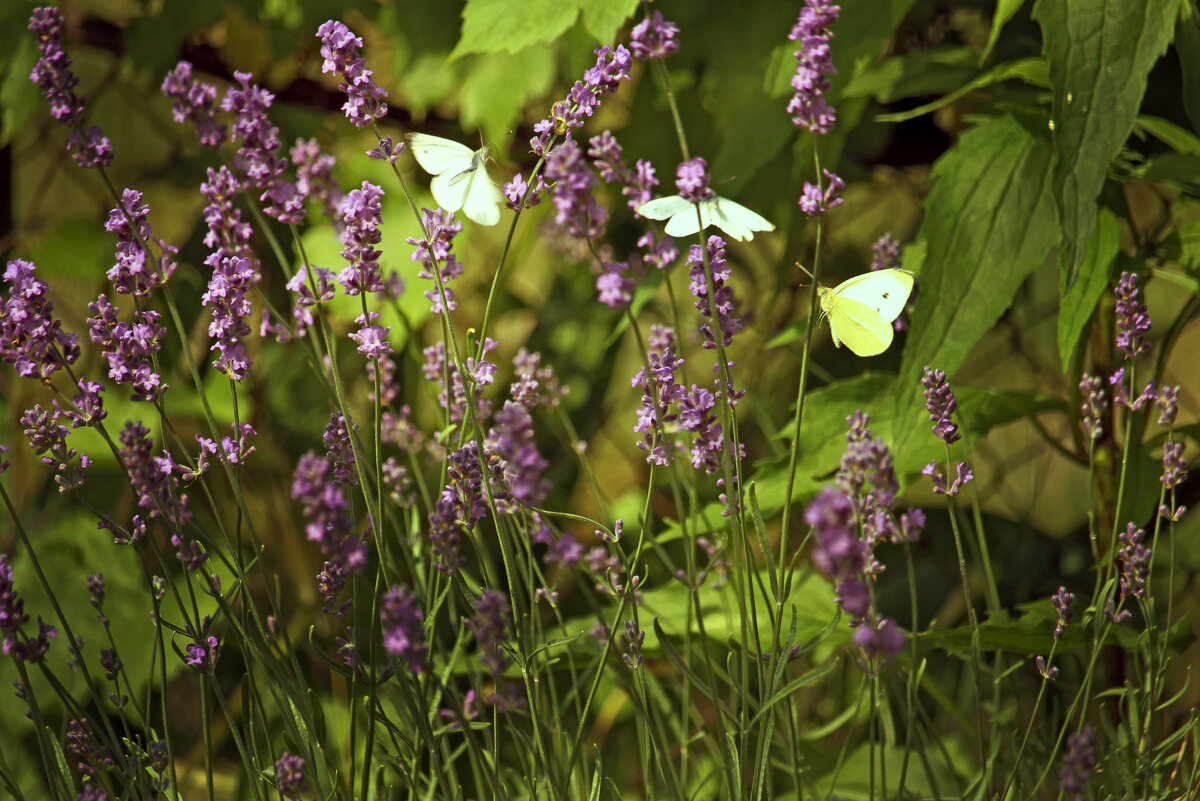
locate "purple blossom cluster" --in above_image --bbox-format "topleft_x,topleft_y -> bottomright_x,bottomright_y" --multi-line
837,412 -> 923,548
1114,271 -> 1151,359
336,182 -> 386,295
223,72 -> 304,223
1,259 -> 81,381
291,451 -> 364,571
0,554 -> 57,663
804,487 -> 904,663
21,403 -> 91,492
200,167 -> 255,262
487,402 -> 550,509
322,412 -> 358,486
870,233 -> 901,271
292,138 -> 345,222
922,366 -> 961,445
799,170 -> 845,217
675,158 -> 712,204
1059,725 -> 1095,801
87,295 -> 168,403
787,0 -> 840,134
161,62 -> 228,149
409,208 -> 466,315
421,341 -> 495,425
28,7 -> 113,168
316,21 -> 390,129
630,11 -> 679,60
687,236 -> 742,349
632,325 -> 686,466
546,137 -> 607,241
588,131 -> 660,211
1116,522 -> 1150,601
274,751 -> 309,800
467,589 -> 512,678
529,45 -> 632,156
201,255 -> 260,381
120,421 -> 190,526
502,172 -> 547,211
444,442 -> 509,530
1052,586 -> 1075,640
381,584 -> 427,674
1078,373 -> 1108,440
509,349 -> 567,411
105,189 -> 178,297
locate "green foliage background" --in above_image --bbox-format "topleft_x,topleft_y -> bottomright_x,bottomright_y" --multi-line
1,0 -> 1200,796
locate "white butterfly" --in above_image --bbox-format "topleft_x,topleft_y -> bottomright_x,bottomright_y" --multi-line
636,194 -> 775,242
818,268 -> 915,357
406,133 -> 503,226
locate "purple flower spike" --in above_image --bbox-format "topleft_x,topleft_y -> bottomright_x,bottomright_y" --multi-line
1,259 -> 81,381
105,188 -> 178,296
921,366 -> 961,444
381,585 -> 427,674
787,0 -> 840,134
1114,271 -> 1151,359
336,181 -> 386,295
675,158 -> 712,203
1052,586 -> 1075,640
275,751 -> 309,800
161,62 -> 227,148
467,589 -> 513,677
630,11 -> 680,60
316,20 -> 390,129
28,8 -> 114,167
1060,725 -> 1095,801
804,487 -> 866,581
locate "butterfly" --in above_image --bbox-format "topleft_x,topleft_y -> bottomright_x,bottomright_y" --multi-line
818,268 -> 915,357
636,194 -> 775,242
406,133 -> 503,226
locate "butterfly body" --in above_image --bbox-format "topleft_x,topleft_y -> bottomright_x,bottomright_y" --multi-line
817,268 -> 915,356
406,133 -> 503,226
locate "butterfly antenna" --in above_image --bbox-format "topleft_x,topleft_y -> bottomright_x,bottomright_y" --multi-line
794,261 -> 815,281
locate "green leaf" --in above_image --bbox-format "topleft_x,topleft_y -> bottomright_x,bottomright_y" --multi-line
874,57 -> 1049,124
1175,3 -> 1200,134
1136,114 -> 1200,155
983,0 -> 1030,61
453,0 -> 579,57
1034,0 -> 1181,288
459,47 -> 556,142
892,112 -> 1060,460
579,0 -> 639,43
1058,207 -> 1120,368
842,47 -> 979,104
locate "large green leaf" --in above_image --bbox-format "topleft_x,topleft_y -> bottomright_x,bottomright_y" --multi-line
453,0 -> 581,57
580,0 -> 640,44
1174,2 -> 1200,135
892,112 -> 1060,459
873,57 -> 1049,124
453,0 -> 636,56
1033,0 -> 1180,289
1057,207 -> 1119,368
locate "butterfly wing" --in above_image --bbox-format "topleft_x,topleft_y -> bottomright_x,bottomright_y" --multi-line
638,195 -> 697,235
406,133 -> 476,176
460,161 -> 503,226
709,197 -> 775,242
824,295 -> 896,357
828,268 -> 915,323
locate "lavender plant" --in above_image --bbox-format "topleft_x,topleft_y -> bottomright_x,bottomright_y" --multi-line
0,3 -> 1197,801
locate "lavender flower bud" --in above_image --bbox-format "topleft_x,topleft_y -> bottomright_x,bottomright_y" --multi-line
921,366 -> 961,444
1114,271 -> 1151,359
